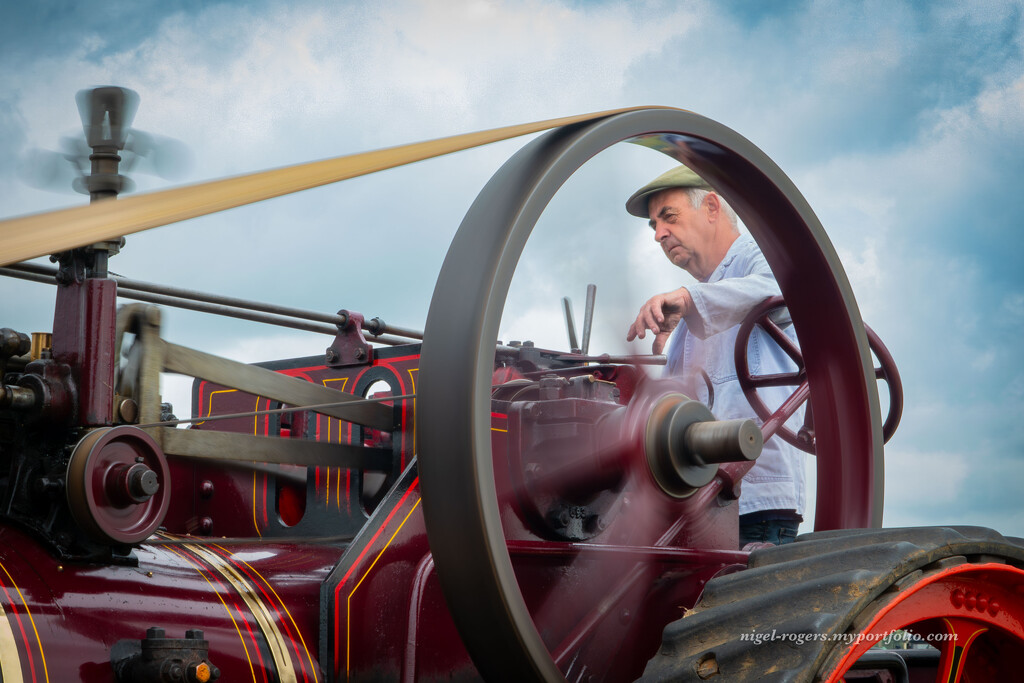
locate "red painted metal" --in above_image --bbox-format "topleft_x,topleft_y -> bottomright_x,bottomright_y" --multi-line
0,525 -> 338,682
66,426 -> 171,544
51,278 -> 116,426
820,562 -> 1024,682
173,349 -> 419,540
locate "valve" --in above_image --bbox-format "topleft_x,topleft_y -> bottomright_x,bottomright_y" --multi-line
111,627 -> 220,683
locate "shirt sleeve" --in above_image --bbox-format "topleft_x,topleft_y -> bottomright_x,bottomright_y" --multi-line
683,242 -> 781,339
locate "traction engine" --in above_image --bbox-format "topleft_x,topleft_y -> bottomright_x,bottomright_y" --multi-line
0,89 -> 1021,683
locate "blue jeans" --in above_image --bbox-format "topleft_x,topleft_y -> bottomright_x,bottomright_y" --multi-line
739,518 -> 799,548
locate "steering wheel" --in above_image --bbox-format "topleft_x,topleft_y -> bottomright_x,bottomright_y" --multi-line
735,295 -> 903,454
417,108 -> 885,682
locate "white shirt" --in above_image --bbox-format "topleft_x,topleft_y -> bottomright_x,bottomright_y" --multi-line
665,233 -> 806,516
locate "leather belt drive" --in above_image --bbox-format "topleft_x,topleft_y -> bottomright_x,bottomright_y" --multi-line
0,106 -> 674,266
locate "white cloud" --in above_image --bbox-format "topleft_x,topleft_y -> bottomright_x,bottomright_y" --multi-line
884,447 -> 968,507
4,0 -> 1024,539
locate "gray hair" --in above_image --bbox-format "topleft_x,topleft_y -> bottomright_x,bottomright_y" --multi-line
685,189 -> 738,228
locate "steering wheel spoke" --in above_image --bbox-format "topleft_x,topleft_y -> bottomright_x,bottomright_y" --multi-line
744,370 -> 806,389
759,379 -> 811,444
760,315 -> 804,365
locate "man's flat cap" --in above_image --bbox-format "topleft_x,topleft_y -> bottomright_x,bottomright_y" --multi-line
625,165 -> 712,218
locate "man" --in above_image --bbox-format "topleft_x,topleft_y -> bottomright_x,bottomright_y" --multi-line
625,165 -> 805,547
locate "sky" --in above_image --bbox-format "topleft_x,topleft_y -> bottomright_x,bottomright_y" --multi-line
1,0 -> 1023,537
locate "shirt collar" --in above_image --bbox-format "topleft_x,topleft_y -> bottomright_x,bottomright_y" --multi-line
703,232 -> 751,283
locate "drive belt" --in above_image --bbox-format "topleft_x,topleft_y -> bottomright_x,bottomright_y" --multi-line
0,106 -> 674,267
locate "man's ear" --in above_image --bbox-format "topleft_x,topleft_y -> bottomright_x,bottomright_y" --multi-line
703,192 -> 721,221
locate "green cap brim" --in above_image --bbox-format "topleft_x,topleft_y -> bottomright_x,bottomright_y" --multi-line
625,165 -> 712,218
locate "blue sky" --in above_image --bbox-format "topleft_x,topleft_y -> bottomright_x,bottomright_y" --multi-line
1,0 -> 1022,535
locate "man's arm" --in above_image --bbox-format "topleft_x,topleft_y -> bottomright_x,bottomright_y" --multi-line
626,286 -> 695,354
685,257 -> 780,339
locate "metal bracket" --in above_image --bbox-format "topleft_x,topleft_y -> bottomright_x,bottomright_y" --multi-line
326,309 -> 373,368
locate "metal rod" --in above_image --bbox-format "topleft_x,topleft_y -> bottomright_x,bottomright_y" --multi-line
120,290 -> 413,345
684,418 -> 762,464
3,267 -> 661,362
136,392 -> 415,428
561,296 -> 579,352
0,267 -> 52,286
543,351 -> 668,366
581,283 -> 596,355
161,339 -> 396,429
121,288 -> 343,336
2,263 -> 419,344
760,380 -> 811,442
118,273 -> 352,327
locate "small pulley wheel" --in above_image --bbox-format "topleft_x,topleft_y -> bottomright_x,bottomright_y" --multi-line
67,426 -> 170,545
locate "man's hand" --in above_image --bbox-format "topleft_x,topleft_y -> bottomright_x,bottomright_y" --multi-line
626,287 -> 694,354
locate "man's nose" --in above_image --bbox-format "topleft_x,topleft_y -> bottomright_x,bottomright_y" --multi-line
653,222 -> 669,241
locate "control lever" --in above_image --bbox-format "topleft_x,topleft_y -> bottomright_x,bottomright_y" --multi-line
562,284 -> 597,355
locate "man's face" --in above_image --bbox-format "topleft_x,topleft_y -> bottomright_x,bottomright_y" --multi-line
647,188 -> 711,277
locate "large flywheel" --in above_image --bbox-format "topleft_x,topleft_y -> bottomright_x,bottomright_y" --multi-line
417,108 -> 884,681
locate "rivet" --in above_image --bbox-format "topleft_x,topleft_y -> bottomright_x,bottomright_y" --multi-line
951,589 -> 965,608
696,653 -> 719,680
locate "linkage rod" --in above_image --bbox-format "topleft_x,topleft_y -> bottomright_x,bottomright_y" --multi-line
135,392 -> 415,429
494,344 -> 667,366
118,288 -> 410,345
2,262 -> 423,342
0,267 -> 51,287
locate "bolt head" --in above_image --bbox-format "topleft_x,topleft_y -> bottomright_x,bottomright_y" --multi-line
189,662 -> 212,683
